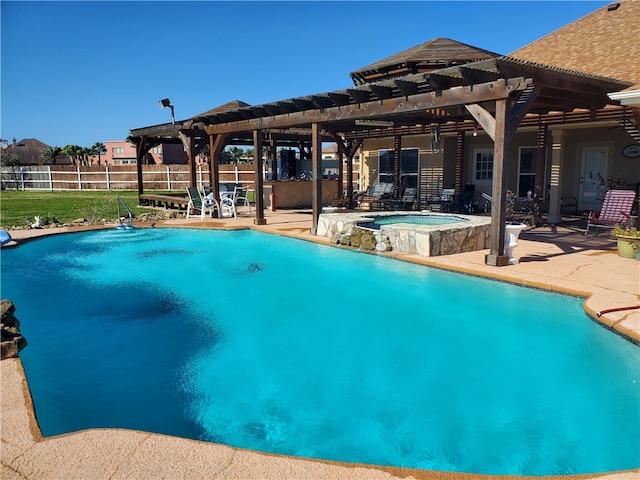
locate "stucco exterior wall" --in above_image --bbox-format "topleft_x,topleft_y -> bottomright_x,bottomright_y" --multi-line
358,125 -> 639,215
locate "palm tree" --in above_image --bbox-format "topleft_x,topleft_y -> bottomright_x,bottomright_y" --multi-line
40,146 -> 63,165
62,145 -> 82,165
227,146 -> 244,163
80,147 -> 92,166
90,142 -> 106,165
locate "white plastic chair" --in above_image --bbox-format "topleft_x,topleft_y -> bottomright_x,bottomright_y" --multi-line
233,186 -> 252,217
220,196 -> 237,219
221,185 -> 252,217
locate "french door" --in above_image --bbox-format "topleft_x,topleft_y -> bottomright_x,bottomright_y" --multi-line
579,146 -> 608,212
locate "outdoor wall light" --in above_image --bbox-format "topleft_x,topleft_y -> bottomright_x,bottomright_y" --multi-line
158,98 -> 175,124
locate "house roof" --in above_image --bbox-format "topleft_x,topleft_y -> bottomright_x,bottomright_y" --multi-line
350,38 -> 500,86
509,1 -> 640,89
195,100 -> 251,118
1,138 -> 50,165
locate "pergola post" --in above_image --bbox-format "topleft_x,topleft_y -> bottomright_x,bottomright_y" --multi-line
208,135 -> 219,200
327,133 -> 362,210
253,129 -> 266,225
547,129 -> 567,224
485,98 -> 510,266
346,150 -> 354,208
178,132 -> 197,188
532,124 -> 549,227
347,139 -> 363,209
455,131 -> 465,199
269,134 -> 278,180
393,135 -> 402,199
338,148 -> 344,197
311,122 -> 323,234
135,136 -> 148,196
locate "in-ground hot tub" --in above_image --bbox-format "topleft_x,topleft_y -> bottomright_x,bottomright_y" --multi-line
316,210 -> 492,257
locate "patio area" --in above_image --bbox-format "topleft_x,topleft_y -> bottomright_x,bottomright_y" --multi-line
2,209 -> 638,480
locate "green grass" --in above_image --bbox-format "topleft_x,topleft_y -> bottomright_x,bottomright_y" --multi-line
0,191 -> 160,228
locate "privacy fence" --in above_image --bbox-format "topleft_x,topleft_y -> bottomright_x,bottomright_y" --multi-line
0,164 -> 257,191
1,164 -> 362,193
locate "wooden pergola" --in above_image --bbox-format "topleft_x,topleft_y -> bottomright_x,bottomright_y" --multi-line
130,56 -> 631,266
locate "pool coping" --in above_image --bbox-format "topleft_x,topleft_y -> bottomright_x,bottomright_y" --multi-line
2,216 -> 639,480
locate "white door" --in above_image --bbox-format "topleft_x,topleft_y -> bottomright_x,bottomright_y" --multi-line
579,146 -> 609,212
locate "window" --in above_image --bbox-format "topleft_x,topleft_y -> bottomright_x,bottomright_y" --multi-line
378,148 -> 419,189
517,147 -> 536,197
474,150 -> 493,181
112,147 -> 125,154
152,146 -> 162,154
379,149 -> 394,184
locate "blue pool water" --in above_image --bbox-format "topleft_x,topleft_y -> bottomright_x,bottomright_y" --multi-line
1,228 -> 638,476
358,214 -> 468,230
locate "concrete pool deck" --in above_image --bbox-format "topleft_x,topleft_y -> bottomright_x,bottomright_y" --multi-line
2,209 -> 639,480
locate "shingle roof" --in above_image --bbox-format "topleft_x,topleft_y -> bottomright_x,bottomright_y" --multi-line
350,38 -> 500,85
195,100 -> 250,118
509,1 -> 640,89
1,138 -> 50,165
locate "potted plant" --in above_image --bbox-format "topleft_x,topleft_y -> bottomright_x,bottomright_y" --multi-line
611,226 -> 640,259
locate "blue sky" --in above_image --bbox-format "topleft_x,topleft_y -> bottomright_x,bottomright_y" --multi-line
2,1 -> 609,148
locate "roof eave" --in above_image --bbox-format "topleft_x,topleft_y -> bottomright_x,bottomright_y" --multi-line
608,88 -> 640,107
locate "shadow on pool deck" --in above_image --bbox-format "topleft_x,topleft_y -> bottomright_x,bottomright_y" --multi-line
2,209 -> 639,480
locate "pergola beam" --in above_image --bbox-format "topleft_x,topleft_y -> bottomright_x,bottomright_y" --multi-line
204,78 -> 532,135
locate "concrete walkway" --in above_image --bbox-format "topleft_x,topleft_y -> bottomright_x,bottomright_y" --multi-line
2,209 -> 639,480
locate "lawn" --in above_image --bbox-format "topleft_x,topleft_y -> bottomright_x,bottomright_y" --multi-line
0,191 -> 160,228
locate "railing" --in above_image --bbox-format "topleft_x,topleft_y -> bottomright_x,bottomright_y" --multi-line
117,196 -> 134,227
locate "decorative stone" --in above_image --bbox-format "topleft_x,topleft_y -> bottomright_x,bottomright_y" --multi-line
1,299 -> 16,318
361,237 -> 375,250
1,299 -> 27,360
338,234 -> 351,245
318,211 -> 491,257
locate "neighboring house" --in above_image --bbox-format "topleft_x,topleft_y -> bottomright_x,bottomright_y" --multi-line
99,141 -> 188,166
355,3 -> 639,220
0,137 -> 188,167
100,141 -> 138,165
322,144 -> 338,160
0,138 -> 53,165
322,143 -> 361,188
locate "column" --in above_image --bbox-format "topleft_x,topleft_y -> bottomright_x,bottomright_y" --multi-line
485,98 -> 510,266
546,129 -> 566,224
253,129 -> 266,225
311,123 -> 323,234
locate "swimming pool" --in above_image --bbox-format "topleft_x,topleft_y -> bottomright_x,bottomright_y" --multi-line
2,228 -> 638,476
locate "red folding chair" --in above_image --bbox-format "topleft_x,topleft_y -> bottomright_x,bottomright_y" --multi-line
584,189 -> 636,235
